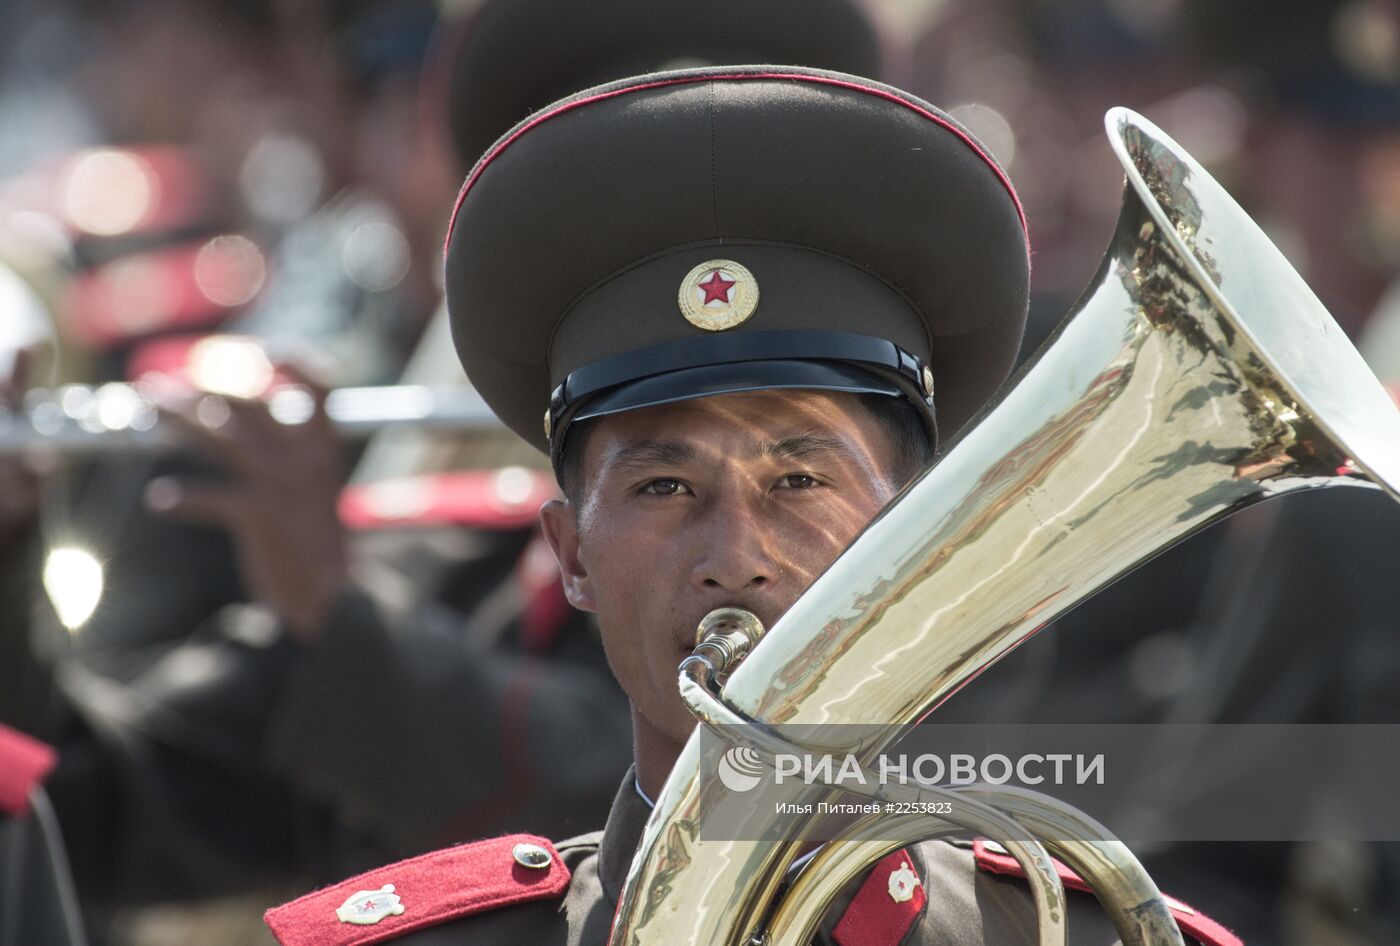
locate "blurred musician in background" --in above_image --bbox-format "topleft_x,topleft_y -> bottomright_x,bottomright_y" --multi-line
0,0 -> 889,940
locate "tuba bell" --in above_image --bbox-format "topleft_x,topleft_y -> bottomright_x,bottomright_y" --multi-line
607,108 -> 1400,946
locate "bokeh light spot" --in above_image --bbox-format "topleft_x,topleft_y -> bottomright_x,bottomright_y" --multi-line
63,149 -> 157,236
188,335 -> 275,398
43,547 -> 104,631
194,234 -> 267,308
342,221 -> 410,292
239,133 -> 325,225
1335,0 -> 1400,83
948,103 -> 1017,169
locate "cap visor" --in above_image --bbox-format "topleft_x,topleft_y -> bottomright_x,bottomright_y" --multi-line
570,360 -> 902,425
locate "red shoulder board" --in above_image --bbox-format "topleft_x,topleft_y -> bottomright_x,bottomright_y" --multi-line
972,839 -> 1242,946
0,724 -> 56,818
832,848 -> 928,946
264,834 -> 570,946
339,470 -> 557,532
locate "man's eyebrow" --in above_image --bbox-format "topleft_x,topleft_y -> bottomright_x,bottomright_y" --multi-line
604,440 -> 703,470
602,434 -> 858,471
753,434 -> 860,464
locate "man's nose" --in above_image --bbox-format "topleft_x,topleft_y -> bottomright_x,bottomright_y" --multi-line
689,497 -> 781,594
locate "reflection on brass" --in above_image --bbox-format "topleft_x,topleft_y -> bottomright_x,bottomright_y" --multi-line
608,108 -> 1400,946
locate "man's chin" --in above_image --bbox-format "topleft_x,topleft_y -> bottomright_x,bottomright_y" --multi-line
642,695 -> 705,751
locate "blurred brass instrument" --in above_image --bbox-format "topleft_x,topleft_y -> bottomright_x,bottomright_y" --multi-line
610,108 -> 1400,946
0,383 -> 502,458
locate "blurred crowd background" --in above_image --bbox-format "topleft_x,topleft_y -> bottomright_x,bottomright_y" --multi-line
1,1 -> 1398,944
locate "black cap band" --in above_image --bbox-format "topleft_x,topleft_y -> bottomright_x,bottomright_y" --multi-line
548,329 -> 935,467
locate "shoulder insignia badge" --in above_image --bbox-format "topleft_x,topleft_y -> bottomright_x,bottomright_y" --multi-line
832,848 -> 927,946
265,834 -> 570,946
0,724 -> 56,819
336,884 -> 405,925
886,859 -> 921,903
972,838 -> 1244,946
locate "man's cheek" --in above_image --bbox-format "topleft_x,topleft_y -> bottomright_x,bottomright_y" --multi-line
598,617 -> 648,695
799,500 -> 882,553
778,523 -> 851,576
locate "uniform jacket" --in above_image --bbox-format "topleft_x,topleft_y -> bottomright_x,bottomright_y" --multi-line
2,514 -> 631,905
267,769 -> 1240,946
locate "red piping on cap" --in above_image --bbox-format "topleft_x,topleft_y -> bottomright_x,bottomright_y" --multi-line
444,71 -> 1029,265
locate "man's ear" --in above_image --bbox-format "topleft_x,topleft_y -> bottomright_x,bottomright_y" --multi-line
539,499 -> 596,612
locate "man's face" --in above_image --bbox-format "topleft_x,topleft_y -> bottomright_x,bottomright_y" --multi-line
541,389 -> 905,744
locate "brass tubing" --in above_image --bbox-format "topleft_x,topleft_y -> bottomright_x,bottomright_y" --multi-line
974,787 -> 1185,946
610,108 -> 1400,946
679,653 -> 1067,946
763,815 -> 955,946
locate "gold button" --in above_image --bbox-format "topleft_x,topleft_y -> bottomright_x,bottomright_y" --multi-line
921,365 -> 935,399
513,842 -> 553,870
542,409 -> 552,438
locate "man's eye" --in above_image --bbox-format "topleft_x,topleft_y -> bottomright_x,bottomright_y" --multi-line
640,478 -> 690,496
775,474 -> 820,490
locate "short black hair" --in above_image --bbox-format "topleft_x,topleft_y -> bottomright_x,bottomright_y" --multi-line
556,391 -> 934,505
867,392 -> 936,485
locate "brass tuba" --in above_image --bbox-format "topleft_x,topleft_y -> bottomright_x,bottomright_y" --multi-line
608,108 -> 1400,946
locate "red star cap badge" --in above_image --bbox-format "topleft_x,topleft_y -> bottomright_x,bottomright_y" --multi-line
678,258 -> 758,331
697,269 -> 735,305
